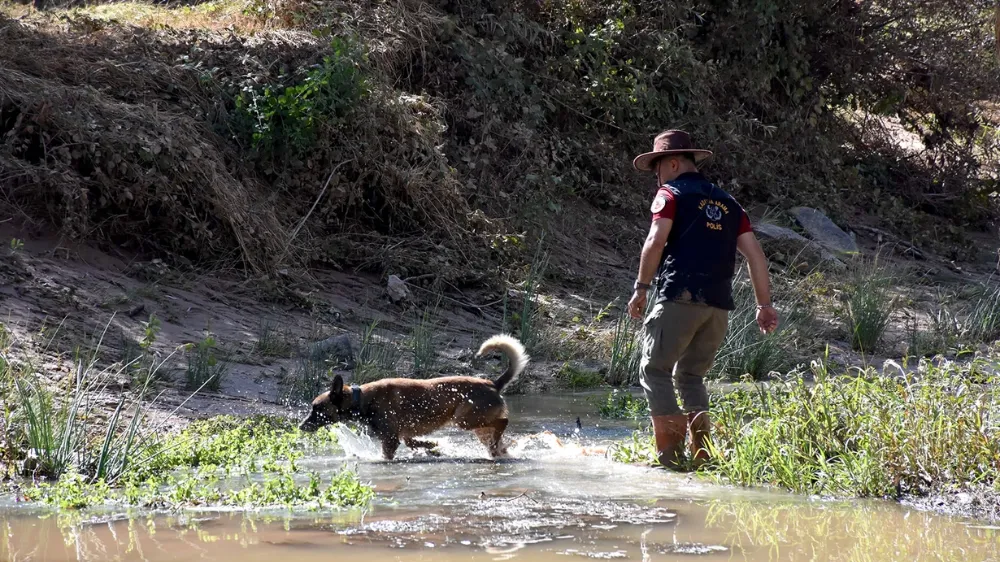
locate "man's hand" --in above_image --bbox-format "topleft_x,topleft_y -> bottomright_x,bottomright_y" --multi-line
628,290 -> 648,320
756,305 -> 779,334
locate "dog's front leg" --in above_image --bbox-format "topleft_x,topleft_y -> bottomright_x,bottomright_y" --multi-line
381,437 -> 400,460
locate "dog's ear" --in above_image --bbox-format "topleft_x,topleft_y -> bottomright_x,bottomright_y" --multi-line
330,374 -> 344,397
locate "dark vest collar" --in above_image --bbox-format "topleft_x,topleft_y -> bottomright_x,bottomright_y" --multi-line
349,386 -> 363,417
662,171 -> 706,188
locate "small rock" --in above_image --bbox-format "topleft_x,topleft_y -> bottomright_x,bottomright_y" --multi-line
790,207 -> 861,257
308,334 -> 354,368
753,223 -> 845,269
387,274 -> 410,303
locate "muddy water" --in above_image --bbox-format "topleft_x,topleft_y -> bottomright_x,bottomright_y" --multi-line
3,393 -> 1000,562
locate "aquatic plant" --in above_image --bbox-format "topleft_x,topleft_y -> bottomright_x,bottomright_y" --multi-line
26,415 -> 369,511
30,462 -> 372,511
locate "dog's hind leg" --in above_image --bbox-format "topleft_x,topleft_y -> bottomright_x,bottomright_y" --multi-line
381,437 -> 400,460
404,438 -> 441,456
474,418 -> 509,458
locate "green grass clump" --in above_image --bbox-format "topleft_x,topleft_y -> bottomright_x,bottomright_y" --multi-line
713,270 -> 810,381
255,320 -> 297,358
595,389 -> 647,420
503,240 -> 549,353
30,462 -> 372,511
13,361 -> 153,484
606,304 -> 641,387
843,259 -> 897,353
409,306 -> 438,377
557,362 -> 604,390
963,281 -> 1000,343
614,352 -> 1000,499
26,414 -> 370,511
280,355 -> 329,406
185,335 -> 229,392
354,321 -> 401,383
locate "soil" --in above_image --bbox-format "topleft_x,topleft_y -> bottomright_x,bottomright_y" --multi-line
902,487 -> 1000,525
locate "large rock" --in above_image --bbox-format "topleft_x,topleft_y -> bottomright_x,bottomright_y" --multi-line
754,223 -> 845,270
307,334 -> 354,368
790,207 -> 860,257
386,274 -> 410,303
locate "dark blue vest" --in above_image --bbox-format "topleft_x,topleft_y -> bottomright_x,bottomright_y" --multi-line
655,173 -> 742,311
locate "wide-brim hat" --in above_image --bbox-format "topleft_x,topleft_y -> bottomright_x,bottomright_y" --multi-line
632,130 -> 713,172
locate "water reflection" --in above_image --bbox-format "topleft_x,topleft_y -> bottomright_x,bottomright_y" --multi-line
703,499 -> 1000,562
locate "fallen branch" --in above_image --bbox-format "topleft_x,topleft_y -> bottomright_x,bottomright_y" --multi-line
853,225 -> 926,260
277,159 -> 352,266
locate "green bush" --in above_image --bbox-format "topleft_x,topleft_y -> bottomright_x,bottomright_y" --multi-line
235,37 -> 367,166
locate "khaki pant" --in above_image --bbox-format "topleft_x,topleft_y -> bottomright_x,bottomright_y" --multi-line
640,301 -> 728,416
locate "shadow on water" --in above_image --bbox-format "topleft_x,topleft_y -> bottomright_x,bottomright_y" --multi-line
3,392 -> 1000,561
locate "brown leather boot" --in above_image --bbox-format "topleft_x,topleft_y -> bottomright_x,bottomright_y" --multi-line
687,411 -> 711,467
651,414 -> 688,470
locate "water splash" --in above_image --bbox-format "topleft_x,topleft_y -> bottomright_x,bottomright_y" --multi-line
331,425 -> 383,460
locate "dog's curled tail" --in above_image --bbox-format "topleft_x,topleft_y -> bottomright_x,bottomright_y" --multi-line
477,334 -> 529,393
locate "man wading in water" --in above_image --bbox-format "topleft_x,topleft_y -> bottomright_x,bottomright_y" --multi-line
628,130 -> 778,470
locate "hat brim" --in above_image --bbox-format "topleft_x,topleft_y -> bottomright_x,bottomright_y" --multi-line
633,149 -> 713,172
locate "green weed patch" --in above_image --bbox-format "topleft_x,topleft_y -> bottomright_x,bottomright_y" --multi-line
24,415 -> 373,512
611,353 -> 1000,498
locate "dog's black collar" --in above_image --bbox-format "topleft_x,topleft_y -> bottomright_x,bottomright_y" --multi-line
349,386 -> 363,417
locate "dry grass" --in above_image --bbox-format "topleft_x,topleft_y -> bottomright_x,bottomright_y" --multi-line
1,1 -> 255,30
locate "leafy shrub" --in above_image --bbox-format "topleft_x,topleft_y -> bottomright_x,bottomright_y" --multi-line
235,37 -> 367,166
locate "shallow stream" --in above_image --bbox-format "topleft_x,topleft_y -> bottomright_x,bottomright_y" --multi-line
2,393 -> 999,561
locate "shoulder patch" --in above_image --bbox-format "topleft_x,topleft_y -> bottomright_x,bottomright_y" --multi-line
650,195 -> 667,214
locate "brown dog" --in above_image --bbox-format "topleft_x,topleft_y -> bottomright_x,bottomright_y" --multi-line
298,334 -> 528,460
